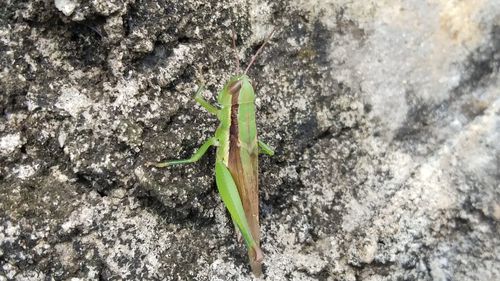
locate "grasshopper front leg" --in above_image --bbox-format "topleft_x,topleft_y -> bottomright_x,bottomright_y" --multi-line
258,140 -> 274,156
147,87 -> 220,168
215,162 -> 263,273
194,86 -> 219,115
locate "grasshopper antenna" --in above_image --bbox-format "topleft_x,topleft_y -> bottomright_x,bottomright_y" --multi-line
244,27 -> 276,75
232,30 -> 241,74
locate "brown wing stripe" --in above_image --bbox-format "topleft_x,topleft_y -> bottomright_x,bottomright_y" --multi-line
229,81 -> 241,149
229,81 -> 242,104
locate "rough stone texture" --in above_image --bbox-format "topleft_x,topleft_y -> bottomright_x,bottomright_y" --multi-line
1,0 -> 499,280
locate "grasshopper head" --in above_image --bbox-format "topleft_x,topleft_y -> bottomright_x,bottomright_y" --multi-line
217,75 -> 254,106
219,28 -> 275,107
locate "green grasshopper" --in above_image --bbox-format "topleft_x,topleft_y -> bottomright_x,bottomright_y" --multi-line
148,30 -> 275,276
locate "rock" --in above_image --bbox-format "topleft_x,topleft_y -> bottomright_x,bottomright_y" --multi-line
0,0 -> 499,280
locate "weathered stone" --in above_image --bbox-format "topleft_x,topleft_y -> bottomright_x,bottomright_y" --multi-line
1,0 -> 499,280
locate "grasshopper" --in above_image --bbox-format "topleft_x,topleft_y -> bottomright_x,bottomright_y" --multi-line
148,29 -> 276,276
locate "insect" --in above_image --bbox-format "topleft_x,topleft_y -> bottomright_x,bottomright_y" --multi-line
147,29 -> 276,276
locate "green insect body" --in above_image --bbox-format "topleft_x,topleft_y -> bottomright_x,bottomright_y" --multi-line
149,31 -> 275,276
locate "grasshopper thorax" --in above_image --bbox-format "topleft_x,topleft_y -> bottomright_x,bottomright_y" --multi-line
217,75 -> 254,106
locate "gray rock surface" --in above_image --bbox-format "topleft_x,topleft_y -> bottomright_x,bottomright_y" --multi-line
1,0 -> 499,280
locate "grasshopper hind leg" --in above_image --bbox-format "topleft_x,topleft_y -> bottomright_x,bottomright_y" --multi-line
146,137 -> 218,167
214,162 -> 263,276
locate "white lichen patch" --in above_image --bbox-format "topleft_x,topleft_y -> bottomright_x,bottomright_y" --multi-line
54,243 -> 77,269
201,258 -> 244,281
0,133 -> 22,155
0,221 -> 21,244
55,86 -> 92,118
108,79 -> 139,115
2,262 -> 18,279
11,270 -> 46,281
50,166 -> 69,182
54,0 -> 79,16
13,164 -> 38,180
58,130 -> 67,148
342,197 -> 372,232
91,0 -> 124,16
60,204 -> 96,233
359,238 -> 378,264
